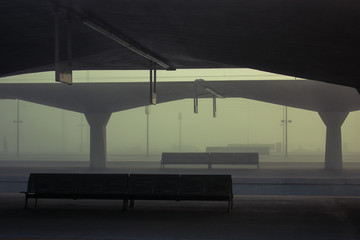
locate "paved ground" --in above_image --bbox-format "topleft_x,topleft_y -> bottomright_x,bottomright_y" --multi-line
1,193 -> 360,240
1,158 -> 360,239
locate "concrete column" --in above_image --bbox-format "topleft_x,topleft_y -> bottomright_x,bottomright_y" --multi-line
85,112 -> 112,168
318,112 -> 349,170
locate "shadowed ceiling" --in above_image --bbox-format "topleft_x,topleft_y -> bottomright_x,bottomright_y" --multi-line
1,0 -> 360,88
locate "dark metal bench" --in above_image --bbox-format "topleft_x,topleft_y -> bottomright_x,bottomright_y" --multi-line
22,173 -> 233,212
128,174 -> 233,212
161,152 -> 259,169
179,174 -> 233,212
22,173 -> 129,210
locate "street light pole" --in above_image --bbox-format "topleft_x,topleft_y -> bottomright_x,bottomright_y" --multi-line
281,106 -> 292,158
13,100 -> 23,159
285,106 -> 288,158
16,100 -> 20,158
178,112 -> 182,152
145,106 -> 150,158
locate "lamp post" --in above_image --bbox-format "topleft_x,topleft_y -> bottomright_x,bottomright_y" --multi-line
178,112 -> 182,152
145,106 -> 150,157
281,106 -> 292,158
12,100 -> 23,159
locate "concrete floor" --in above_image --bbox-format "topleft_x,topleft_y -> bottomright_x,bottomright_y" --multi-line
2,161 -> 360,195
1,193 -> 360,240
1,157 -> 360,239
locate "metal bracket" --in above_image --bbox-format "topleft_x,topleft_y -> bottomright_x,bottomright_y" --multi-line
193,79 -> 224,117
194,81 -> 199,113
55,10 -> 73,85
213,96 -> 217,118
150,61 -> 157,104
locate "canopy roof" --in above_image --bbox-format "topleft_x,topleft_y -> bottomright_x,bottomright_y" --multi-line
1,1 -> 360,88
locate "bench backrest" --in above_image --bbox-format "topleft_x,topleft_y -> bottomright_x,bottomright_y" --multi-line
27,173 -> 233,201
28,173 -> 129,196
28,173 -> 78,195
162,152 -> 210,164
179,175 -> 232,199
162,152 -> 259,164
128,174 -> 179,198
78,174 -> 128,195
128,174 -> 232,200
210,152 -> 258,164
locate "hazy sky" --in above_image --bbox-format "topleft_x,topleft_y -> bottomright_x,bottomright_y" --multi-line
0,68 -> 359,155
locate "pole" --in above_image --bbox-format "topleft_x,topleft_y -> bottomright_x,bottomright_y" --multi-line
146,113 -> 149,157
80,114 -> 83,152
62,110 -> 65,152
16,100 -> 20,158
282,106 -> 285,154
86,71 -> 89,151
145,106 -> 150,157
285,106 -> 288,158
178,113 -> 182,152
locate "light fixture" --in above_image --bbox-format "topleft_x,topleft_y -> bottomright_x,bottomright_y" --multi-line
193,79 -> 225,117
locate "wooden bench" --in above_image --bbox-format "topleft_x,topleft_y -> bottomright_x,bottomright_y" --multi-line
22,173 -> 233,212
161,152 -> 259,169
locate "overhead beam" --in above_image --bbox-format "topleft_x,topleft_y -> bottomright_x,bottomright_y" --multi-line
81,17 -> 173,70
54,4 -> 174,70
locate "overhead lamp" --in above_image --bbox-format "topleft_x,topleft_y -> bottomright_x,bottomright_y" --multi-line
193,79 -> 225,117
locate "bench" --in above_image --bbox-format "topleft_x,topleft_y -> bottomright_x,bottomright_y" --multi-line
22,173 -> 233,212
128,174 -> 233,212
22,173 -> 128,210
161,152 -> 259,169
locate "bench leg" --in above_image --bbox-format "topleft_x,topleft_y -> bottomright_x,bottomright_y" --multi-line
130,199 -> 135,208
227,195 -> 234,213
24,194 -> 28,210
228,198 -> 234,214
123,199 -> 128,211
35,198 -> 39,207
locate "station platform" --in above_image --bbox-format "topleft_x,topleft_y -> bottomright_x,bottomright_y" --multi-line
1,193 -> 360,239
1,159 -> 360,239
1,160 -> 360,196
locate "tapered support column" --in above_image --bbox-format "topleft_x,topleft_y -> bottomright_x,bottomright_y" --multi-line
85,112 -> 112,168
318,112 -> 349,170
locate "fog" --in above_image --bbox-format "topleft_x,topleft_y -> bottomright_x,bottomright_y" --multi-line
0,68 -> 359,163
